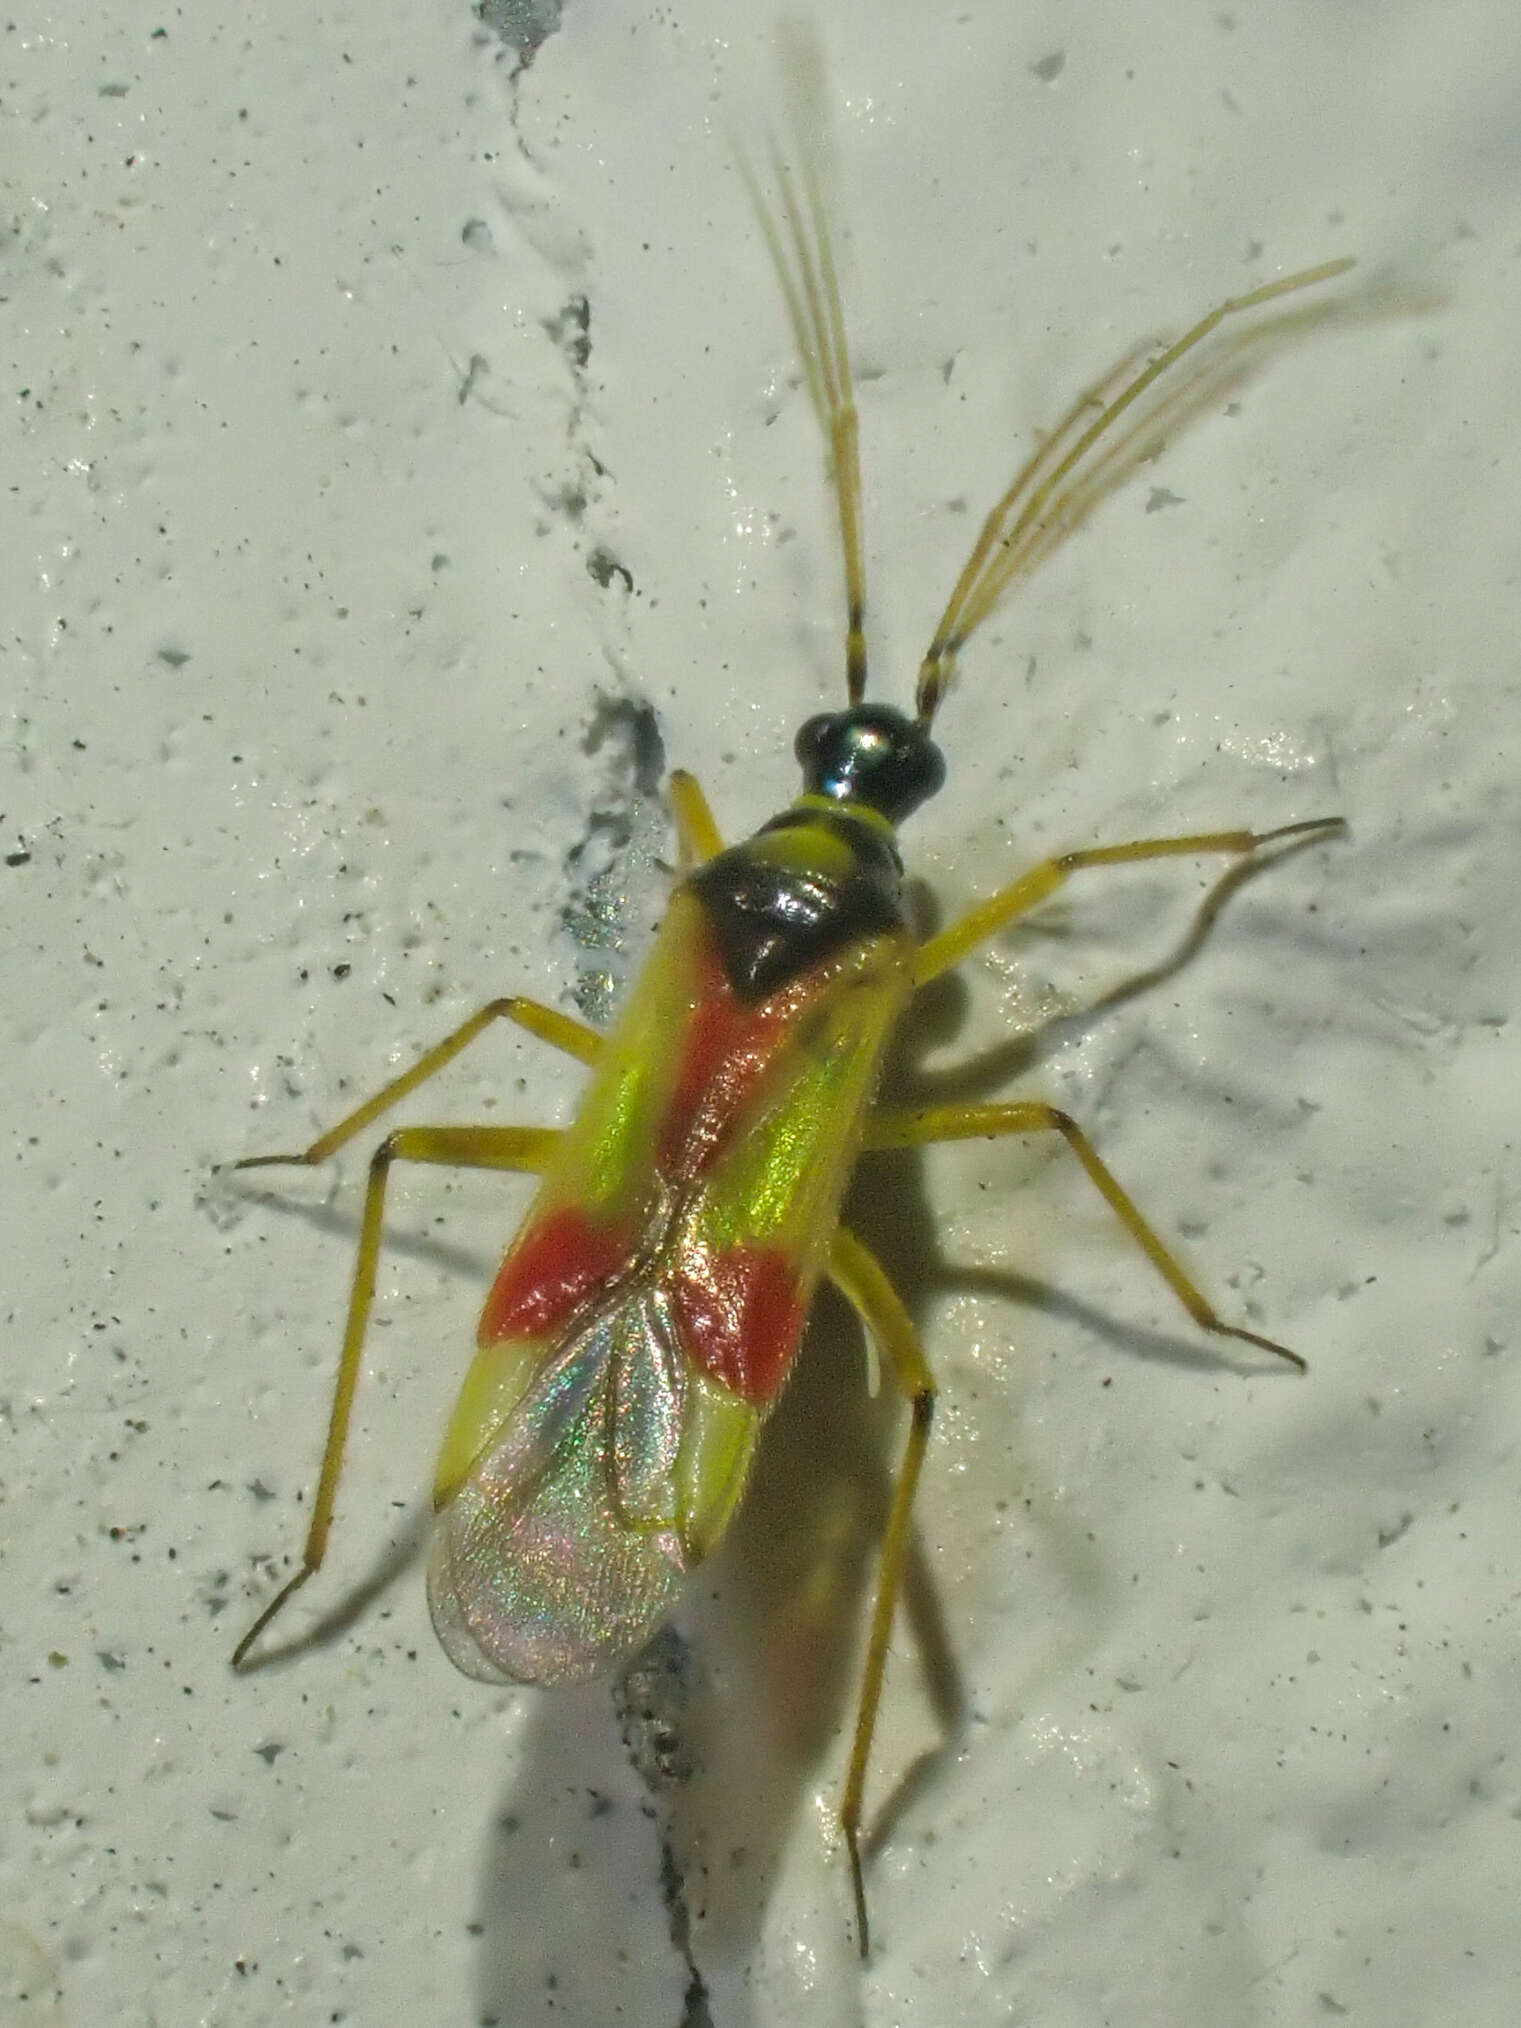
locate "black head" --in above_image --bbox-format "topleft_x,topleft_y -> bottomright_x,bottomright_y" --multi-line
794,704 -> 946,826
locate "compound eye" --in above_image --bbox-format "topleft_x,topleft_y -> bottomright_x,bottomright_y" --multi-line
794,712 -> 840,775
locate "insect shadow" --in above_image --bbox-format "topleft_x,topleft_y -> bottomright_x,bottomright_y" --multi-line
458,820 -> 1341,1998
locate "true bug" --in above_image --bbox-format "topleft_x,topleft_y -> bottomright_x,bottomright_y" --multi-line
230,65 -> 1350,1957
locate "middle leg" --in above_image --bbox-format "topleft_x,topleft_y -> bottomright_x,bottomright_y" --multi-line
233,1122 -> 559,1667
865,1101 -> 1305,1369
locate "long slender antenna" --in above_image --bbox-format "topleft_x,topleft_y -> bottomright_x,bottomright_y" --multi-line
736,25 -> 870,704
914,258 -> 1354,724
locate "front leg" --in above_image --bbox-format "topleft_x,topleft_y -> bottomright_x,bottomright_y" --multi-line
912,817 -> 1344,987
233,998 -> 600,1171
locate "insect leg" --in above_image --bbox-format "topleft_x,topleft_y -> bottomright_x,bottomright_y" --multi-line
667,767 -> 725,867
866,1101 -> 1305,1370
911,816 -> 1344,987
232,997 -> 601,1170
826,1224 -> 938,1960
233,1123 -> 559,1668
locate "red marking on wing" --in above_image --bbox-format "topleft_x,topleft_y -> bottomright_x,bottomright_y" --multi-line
660,942 -> 795,1181
672,1245 -> 807,1405
477,1204 -> 628,1347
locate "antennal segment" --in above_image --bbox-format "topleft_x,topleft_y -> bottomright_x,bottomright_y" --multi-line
914,257 -> 1354,725
736,25 -> 869,704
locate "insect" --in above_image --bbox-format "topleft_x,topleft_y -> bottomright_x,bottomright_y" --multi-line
230,63 -> 1350,1958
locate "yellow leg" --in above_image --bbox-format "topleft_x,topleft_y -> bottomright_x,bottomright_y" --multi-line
233,996 -> 600,1170
912,817 -> 1344,987
826,1225 -> 938,1960
232,1123 -> 558,1668
866,1101 -> 1305,1370
667,767 -> 724,867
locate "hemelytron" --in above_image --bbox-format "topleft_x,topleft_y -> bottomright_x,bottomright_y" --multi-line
230,52 -> 1351,1957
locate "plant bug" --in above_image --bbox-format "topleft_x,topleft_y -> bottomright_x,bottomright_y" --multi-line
230,56 -> 1352,1959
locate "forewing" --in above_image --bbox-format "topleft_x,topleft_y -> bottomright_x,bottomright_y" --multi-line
667,925 -> 912,1405
428,1286 -> 753,1687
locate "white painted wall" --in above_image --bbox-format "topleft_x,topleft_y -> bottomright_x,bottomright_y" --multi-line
3,1 -> 1515,2022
